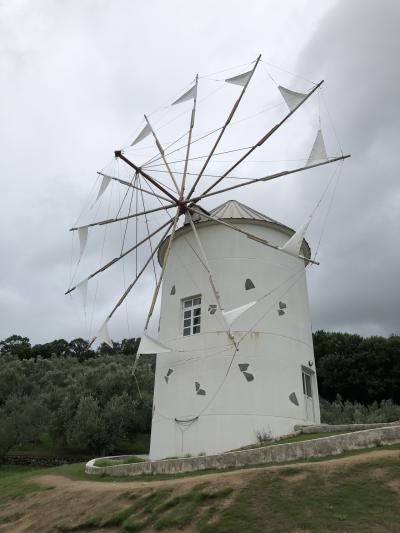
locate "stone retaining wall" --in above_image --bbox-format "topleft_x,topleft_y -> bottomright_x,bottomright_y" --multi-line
3,455 -> 92,467
295,420 -> 400,434
86,424 -> 400,477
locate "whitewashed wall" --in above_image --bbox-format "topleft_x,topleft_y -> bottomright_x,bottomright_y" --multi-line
149,219 -> 320,460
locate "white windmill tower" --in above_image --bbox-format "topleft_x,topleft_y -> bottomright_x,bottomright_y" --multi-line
66,55 -> 350,460
149,200 -> 320,459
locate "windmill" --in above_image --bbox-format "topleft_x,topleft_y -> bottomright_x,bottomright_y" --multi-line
66,55 -> 350,458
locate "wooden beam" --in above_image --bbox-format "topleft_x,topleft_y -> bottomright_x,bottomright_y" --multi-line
199,80 -> 324,198
65,219 -> 173,295
186,54 -> 262,200
189,155 -> 351,203
115,151 -> 179,204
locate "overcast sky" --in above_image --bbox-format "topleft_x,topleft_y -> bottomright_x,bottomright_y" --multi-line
1,0 -> 399,344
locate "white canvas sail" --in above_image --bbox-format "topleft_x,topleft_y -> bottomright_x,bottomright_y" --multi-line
225,69 -> 253,87
171,85 -> 197,106
97,320 -> 113,348
78,227 -> 88,258
278,86 -> 307,112
280,219 -> 311,256
130,123 -> 152,146
138,333 -> 171,354
96,175 -> 111,200
307,129 -> 328,166
222,301 -> 257,326
76,278 -> 88,307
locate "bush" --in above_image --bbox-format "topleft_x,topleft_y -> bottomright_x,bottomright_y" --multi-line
320,396 -> 400,425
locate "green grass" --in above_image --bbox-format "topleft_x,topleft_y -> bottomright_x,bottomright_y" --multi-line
1,443 -> 398,493
200,456 -> 400,533
1,447 -> 400,532
65,444 -> 400,483
235,430 -> 351,451
0,465 -> 54,503
56,484 -> 234,532
93,456 -> 145,467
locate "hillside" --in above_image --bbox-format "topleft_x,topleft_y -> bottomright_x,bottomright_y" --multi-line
1,447 -> 399,532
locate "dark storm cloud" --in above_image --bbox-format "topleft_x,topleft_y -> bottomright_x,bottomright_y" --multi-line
0,0 -> 397,343
296,0 -> 400,335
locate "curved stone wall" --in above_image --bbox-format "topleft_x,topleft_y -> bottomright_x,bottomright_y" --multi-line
86,424 -> 400,477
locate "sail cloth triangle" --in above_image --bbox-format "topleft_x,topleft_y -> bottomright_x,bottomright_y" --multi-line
96,175 -> 111,200
278,86 -> 307,112
307,129 -> 328,166
130,123 -> 152,146
76,278 -> 89,307
280,219 -> 311,256
97,320 -> 113,348
138,334 -> 171,354
222,301 -> 257,327
225,69 -> 253,87
171,85 -> 197,106
78,227 -> 88,258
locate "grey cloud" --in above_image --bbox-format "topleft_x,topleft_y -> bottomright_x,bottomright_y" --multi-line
0,0 -> 398,343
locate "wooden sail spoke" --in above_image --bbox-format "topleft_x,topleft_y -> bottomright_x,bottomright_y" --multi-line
188,155 -> 351,203
198,80 -> 325,198
106,222 -> 172,322
87,221 -> 175,349
65,219 -> 173,295
189,207 -> 320,265
179,74 -> 199,200
144,115 -> 180,194
70,204 -> 175,232
98,172 -> 176,204
144,209 -> 181,330
186,54 -> 262,200
115,151 -> 179,204
187,213 -> 238,349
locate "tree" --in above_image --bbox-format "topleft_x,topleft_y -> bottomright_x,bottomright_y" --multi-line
0,395 -> 48,460
66,396 -> 108,454
0,335 -> 31,359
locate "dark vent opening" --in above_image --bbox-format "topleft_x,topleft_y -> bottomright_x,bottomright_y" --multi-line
245,278 -> 255,290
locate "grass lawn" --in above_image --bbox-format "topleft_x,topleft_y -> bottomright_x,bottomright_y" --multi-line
0,465 -> 54,504
236,430 -> 351,450
201,455 -> 400,533
94,456 -> 145,467
56,483 -> 234,532
0,446 -> 399,532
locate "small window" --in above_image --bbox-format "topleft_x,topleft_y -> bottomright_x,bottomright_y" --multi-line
302,371 -> 313,398
182,296 -> 201,336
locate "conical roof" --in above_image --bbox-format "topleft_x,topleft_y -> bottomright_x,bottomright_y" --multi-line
210,200 -> 283,226
158,199 -> 310,265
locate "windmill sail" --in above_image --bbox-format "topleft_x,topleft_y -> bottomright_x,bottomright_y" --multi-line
222,301 -> 257,326
138,334 -> 171,354
171,85 -> 197,106
130,123 -> 152,146
97,320 -> 113,347
78,227 -> 88,258
280,219 -> 311,256
225,69 -> 253,87
278,86 -> 307,111
96,175 -> 111,200
307,129 -> 328,166
76,278 -> 88,307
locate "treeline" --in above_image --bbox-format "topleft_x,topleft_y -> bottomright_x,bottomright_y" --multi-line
313,330 -> 400,404
0,336 -> 153,458
0,331 -> 399,458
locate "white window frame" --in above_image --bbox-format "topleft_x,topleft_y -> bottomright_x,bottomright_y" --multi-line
182,295 -> 202,336
302,368 -> 313,398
